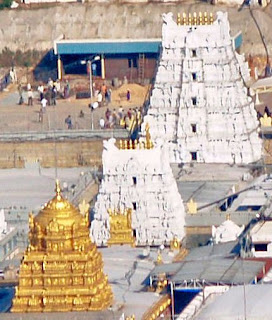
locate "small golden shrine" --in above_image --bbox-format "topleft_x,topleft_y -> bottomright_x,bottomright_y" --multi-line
107,208 -> 135,247
12,180 -> 113,313
187,198 -> 198,214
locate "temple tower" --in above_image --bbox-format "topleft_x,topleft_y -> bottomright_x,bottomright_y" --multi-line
143,11 -> 262,164
12,180 -> 112,313
90,132 -> 185,246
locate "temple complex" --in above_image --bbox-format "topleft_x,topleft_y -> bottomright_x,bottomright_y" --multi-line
143,11 -> 262,164
12,180 -> 112,313
90,129 -> 185,246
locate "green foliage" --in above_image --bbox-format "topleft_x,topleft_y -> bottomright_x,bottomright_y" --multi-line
0,0 -> 13,10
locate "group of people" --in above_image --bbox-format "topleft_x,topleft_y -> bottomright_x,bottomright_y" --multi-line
100,106 -> 142,130
18,78 -> 67,108
92,83 -> 112,107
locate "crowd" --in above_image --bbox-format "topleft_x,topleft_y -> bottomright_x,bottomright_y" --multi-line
18,78 -> 70,108
100,106 -> 142,131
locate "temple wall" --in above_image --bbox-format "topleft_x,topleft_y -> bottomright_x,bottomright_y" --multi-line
0,140 -> 103,168
0,3 -> 271,58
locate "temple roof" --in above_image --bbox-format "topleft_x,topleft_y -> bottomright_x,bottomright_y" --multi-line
34,180 -> 82,229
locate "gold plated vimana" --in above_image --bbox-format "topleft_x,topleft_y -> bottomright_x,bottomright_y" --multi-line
12,180 -> 113,312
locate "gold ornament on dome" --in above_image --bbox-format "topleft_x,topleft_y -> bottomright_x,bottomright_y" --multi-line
107,208 -> 135,247
12,179 -> 113,313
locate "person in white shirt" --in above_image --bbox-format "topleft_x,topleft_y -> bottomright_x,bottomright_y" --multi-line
41,98 -> 47,112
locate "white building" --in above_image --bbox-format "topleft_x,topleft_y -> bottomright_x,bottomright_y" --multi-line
143,11 -> 262,164
212,215 -> 244,244
250,221 -> 272,258
90,137 -> 185,246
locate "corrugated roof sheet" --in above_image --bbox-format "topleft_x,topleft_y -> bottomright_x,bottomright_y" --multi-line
196,284 -> 272,320
171,259 -> 264,285
55,39 -> 161,55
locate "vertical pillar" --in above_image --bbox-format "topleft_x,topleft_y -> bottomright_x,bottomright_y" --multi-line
101,54 -> 105,80
57,55 -> 62,80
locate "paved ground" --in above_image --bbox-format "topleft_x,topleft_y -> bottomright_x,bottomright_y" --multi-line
0,82 -> 148,133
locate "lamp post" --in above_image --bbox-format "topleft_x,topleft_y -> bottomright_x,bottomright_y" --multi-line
87,55 -> 100,99
81,55 -> 100,130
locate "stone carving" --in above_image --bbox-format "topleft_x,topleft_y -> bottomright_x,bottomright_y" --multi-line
91,138 -> 185,246
142,11 -> 262,164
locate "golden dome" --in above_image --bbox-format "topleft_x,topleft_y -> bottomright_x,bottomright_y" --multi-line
34,179 -> 82,229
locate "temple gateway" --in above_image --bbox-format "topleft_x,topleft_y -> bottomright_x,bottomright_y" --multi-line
90,134 -> 185,247
12,180 -> 112,313
142,11 -> 262,164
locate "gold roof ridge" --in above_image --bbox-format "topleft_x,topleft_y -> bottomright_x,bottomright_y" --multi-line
177,12 -> 214,26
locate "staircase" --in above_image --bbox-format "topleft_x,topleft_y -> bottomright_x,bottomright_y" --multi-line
138,53 -> 145,84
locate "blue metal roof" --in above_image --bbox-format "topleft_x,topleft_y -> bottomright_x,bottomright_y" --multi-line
55,40 -> 161,55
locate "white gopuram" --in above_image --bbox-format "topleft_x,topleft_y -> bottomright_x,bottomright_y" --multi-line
90,134 -> 185,246
142,11 -> 262,164
212,214 -> 244,244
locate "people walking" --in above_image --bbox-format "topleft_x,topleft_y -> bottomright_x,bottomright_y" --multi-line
27,89 -> 33,106
65,115 -> 73,129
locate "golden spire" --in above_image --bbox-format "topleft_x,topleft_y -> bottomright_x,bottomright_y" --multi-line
55,179 -> 61,201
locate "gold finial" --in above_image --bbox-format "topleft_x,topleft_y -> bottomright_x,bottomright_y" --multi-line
55,179 -> 61,200
177,13 -> 181,25
129,139 -> 133,149
183,12 -> 187,25
199,12 -> 203,25
188,13 -> 192,25
193,12 -> 197,25
119,140 -> 123,149
209,12 -> 214,24
204,12 -> 208,25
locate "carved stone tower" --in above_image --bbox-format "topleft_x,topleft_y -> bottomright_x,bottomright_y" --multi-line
90,133 -> 185,246
143,11 -> 262,164
12,180 -> 112,313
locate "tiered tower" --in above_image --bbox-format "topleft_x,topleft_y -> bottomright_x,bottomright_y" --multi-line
143,11 -> 262,164
12,180 -> 112,313
90,129 -> 185,246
